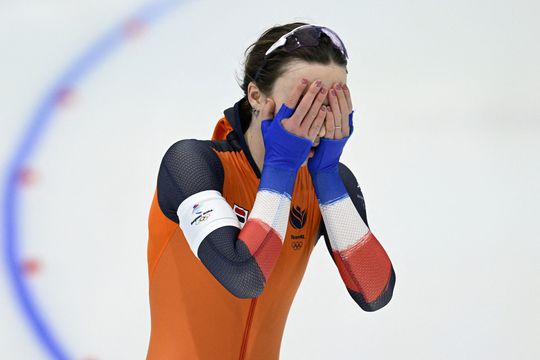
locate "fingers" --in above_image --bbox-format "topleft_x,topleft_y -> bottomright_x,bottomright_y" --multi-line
277,79 -> 354,141
308,105 -> 327,141
291,79 -> 323,125
299,85 -> 328,133
342,84 -> 354,137
284,78 -> 309,109
260,97 -> 275,120
335,83 -> 351,137
342,83 -> 353,111
328,86 -> 343,139
323,107 -> 336,139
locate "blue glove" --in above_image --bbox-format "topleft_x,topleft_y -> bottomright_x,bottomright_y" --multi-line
308,111 -> 354,203
259,103 -> 314,196
308,110 -> 354,174
261,103 -> 314,171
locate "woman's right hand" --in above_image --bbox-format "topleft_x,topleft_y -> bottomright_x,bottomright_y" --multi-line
259,78 -> 328,172
277,78 -> 328,143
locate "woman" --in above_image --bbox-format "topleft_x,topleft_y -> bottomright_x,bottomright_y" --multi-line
146,22 -> 396,359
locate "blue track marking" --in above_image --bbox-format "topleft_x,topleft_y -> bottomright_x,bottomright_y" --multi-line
2,1 -> 183,359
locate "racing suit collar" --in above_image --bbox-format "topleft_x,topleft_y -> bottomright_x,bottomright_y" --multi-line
215,97 -> 262,179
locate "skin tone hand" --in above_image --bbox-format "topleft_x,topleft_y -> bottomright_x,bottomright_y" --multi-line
247,61 -> 348,172
261,78 -> 327,143
323,82 -> 353,140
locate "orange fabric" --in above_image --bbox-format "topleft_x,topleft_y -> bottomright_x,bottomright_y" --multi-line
211,116 -> 234,140
147,189 -> 177,282
146,116 -> 323,359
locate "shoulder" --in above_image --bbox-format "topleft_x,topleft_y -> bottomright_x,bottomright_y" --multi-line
161,138 -> 236,170
337,161 -> 368,225
162,138 -> 224,175
162,139 -> 219,164
338,162 -> 361,190
337,162 -> 365,199
157,139 -> 226,222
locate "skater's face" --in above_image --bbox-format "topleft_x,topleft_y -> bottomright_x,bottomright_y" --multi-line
268,60 -> 348,144
270,60 -> 347,110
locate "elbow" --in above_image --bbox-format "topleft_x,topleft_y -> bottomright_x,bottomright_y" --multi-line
197,231 -> 269,298
199,250 -> 267,299
222,270 -> 266,299
350,267 -> 396,312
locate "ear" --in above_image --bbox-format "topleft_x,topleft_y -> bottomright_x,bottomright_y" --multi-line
247,81 -> 267,111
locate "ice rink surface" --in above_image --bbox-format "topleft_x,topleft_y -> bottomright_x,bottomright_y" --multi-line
1,0 -> 539,359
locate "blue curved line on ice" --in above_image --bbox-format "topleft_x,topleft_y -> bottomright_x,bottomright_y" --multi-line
2,1 -> 182,359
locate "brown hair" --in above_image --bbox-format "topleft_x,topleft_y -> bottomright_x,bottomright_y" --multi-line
237,22 -> 348,130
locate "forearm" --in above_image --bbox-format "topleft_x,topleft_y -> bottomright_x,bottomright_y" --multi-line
175,98 -> 312,298
238,165 -> 296,283
174,164 -> 295,299
312,170 -> 395,311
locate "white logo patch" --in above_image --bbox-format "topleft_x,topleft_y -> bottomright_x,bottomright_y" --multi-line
177,190 -> 241,256
190,204 -> 214,226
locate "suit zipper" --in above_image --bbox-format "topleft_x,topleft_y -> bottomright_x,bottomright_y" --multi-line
239,298 -> 258,360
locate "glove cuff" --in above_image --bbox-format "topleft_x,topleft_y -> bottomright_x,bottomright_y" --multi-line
261,103 -> 313,172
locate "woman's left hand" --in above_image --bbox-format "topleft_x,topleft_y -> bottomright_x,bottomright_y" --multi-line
307,82 -> 355,175
323,82 -> 354,139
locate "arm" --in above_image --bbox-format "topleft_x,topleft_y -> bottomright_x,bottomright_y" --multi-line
157,139 -> 296,299
158,80 -> 324,298
316,162 -> 396,311
308,82 -> 395,311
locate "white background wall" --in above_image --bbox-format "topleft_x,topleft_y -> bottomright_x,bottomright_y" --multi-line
1,0 -> 539,359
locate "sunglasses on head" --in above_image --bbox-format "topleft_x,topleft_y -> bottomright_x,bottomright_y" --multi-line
253,24 -> 349,82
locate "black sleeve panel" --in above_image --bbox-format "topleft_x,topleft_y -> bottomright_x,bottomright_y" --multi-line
337,162 -> 369,227
157,139 -> 224,223
347,267 -> 396,312
155,139 -> 266,298
198,227 -> 265,298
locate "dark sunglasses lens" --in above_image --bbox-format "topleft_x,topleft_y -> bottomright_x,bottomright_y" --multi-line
283,27 -> 321,51
280,26 -> 348,59
321,28 -> 348,58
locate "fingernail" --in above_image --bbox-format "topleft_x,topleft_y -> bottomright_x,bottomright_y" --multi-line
342,83 -> 349,90
320,86 -> 327,94
321,105 -> 326,111
335,83 -> 342,90
330,89 -> 336,96
315,80 -> 322,87
301,78 -> 308,85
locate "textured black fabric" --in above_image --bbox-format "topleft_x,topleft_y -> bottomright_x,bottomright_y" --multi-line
156,138 -> 265,298
198,227 -> 265,298
348,267 -> 396,312
157,139 -> 225,223
337,162 -> 369,227
318,162 -> 394,311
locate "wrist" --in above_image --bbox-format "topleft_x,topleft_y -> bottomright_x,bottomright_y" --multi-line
261,103 -> 313,173
259,165 -> 297,197
310,168 -> 348,204
307,135 -> 349,175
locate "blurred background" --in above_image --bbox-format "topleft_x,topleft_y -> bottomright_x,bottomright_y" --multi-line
1,0 -> 539,359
